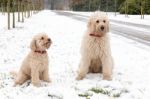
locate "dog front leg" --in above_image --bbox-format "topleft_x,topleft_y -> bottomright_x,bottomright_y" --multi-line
101,55 -> 113,80
76,57 -> 91,80
42,69 -> 51,83
31,69 -> 40,86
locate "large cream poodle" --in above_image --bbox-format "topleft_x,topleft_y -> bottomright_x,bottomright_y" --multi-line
11,33 -> 52,86
76,11 -> 114,80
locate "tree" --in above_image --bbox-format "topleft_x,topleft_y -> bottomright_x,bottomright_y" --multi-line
70,0 -> 118,12
119,0 -> 150,14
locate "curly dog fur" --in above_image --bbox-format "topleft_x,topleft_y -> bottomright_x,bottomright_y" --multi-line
76,11 -> 114,80
11,33 -> 52,86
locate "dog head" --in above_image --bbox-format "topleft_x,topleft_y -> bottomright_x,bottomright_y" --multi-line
30,33 -> 52,51
88,11 -> 109,37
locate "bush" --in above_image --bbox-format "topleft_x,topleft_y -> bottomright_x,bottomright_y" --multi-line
119,0 -> 150,14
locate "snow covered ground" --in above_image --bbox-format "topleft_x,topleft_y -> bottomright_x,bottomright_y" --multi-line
0,10 -> 150,99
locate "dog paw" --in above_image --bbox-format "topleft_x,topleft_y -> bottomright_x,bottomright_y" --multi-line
43,78 -> 51,83
13,81 -> 21,87
32,82 -> 41,87
103,76 -> 112,81
46,79 -> 51,83
76,76 -> 84,80
13,83 -> 17,87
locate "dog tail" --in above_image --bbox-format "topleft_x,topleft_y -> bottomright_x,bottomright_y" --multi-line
10,71 -> 17,78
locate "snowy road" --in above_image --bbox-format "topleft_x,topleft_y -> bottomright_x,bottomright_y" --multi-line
54,11 -> 150,46
0,10 -> 150,99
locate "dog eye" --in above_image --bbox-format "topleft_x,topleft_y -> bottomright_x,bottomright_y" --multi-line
103,20 -> 106,23
41,37 -> 44,40
96,20 -> 99,23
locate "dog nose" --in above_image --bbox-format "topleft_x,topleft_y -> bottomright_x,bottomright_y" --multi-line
48,38 -> 51,41
101,26 -> 104,30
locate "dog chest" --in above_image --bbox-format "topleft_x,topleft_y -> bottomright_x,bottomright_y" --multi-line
83,39 -> 102,58
28,54 -> 49,70
36,58 -> 48,69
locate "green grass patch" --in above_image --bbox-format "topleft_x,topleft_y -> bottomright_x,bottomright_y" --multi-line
90,87 -> 110,95
78,92 -> 93,98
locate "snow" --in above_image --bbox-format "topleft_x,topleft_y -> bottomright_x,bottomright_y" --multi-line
0,10 -> 150,99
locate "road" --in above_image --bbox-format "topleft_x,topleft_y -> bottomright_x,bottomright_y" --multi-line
54,11 -> 150,46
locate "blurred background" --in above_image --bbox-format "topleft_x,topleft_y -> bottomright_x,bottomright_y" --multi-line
0,0 -> 150,31
0,0 -> 150,14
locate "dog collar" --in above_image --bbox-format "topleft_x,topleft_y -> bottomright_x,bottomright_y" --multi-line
89,33 -> 102,37
34,50 -> 46,54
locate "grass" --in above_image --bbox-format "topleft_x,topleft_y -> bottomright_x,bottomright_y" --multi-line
113,93 -> 121,97
89,87 -> 127,98
78,92 -> 93,98
48,93 -> 63,99
90,87 -> 110,95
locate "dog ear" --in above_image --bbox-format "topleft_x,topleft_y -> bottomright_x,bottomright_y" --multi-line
30,38 -> 37,50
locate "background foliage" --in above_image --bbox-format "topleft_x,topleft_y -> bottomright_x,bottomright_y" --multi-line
71,0 -> 150,14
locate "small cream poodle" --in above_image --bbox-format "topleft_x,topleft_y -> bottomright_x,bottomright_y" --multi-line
76,11 -> 114,80
11,33 -> 52,86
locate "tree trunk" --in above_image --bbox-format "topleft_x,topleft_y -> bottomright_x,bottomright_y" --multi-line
12,0 -> 15,28
18,0 -> 21,22
27,0 -> 30,18
21,1 -> 24,22
7,0 -> 10,29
